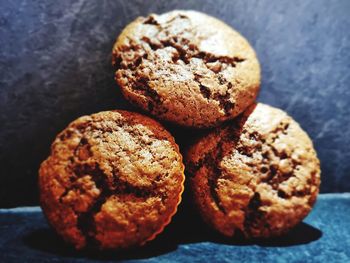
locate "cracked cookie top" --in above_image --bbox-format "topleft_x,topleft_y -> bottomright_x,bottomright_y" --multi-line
186,103 -> 320,238
113,10 -> 260,128
39,110 -> 185,250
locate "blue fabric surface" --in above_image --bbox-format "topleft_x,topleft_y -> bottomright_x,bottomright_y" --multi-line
0,193 -> 349,262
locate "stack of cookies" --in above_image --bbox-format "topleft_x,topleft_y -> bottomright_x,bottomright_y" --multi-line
39,10 -> 321,250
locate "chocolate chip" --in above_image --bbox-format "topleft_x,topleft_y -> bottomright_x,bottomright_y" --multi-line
199,84 -> 211,99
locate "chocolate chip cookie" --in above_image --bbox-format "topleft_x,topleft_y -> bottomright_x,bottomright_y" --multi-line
113,10 -> 260,128
186,103 -> 320,238
39,110 -> 185,250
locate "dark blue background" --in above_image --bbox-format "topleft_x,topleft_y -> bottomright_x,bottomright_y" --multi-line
0,0 -> 349,207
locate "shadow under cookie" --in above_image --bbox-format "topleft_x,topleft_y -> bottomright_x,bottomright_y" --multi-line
23,227 -> 178,261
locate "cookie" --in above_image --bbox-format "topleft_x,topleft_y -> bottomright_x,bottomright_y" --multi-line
39,110 -> 185,250
113,10 -> 260,128
186,103 -> 320,238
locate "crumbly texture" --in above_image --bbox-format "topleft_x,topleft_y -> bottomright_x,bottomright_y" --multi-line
113,10 -> 260,128
186,103 -> 321,238
39,110 -> 185,250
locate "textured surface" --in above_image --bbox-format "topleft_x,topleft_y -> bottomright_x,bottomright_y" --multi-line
113,10 -> 260,127
186,103 -> 320,238
0,193 -> 349,262
39,110 -> 184,249
0,0 -> 350,207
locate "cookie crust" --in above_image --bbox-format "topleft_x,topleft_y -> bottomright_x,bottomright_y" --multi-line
39,110 -> 185,249
186,103 -> 320,238
113,10 -> 260,128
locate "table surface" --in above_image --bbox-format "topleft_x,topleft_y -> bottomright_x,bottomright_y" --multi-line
1,0 -> 350,207
0,193 -> 349,263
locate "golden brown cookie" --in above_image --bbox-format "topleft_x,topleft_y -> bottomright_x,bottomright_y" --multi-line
186,103 -> 320,238
39,110 -> 185,250
113,10 -> 260,128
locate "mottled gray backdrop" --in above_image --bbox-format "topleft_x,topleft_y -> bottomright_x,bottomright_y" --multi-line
0,0 -> 349,207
